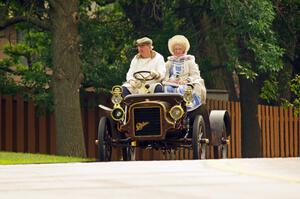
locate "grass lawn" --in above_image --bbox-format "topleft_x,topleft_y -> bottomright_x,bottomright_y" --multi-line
0,151 -> 95,165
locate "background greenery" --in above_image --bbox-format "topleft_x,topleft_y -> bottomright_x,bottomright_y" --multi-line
0,0 -> 299,157
1,0 -> 299,109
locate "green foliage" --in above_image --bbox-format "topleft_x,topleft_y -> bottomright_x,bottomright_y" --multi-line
283,75 -> 300,115
291,75 -> 300,98
0,74 -> 20,95
273,0 -> 300,60
79,2 -> 135,91
260,79 -> 279,103
210,0 -> 284,76
207,0 -> 285,103
115,0 -> 186,57
246,37 -> 284,73
1,0 -> 297,109
0,29 -> 53,111
235,63 -> 258,81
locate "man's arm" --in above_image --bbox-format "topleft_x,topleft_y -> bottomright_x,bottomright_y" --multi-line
154,54 -> 166,81
126,56 -> 137,81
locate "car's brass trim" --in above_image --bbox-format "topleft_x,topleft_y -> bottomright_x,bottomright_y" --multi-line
119,101 -> 175,140
169,105 -> 184,121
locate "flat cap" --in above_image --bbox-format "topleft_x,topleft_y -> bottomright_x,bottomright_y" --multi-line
136,37 -> 153,46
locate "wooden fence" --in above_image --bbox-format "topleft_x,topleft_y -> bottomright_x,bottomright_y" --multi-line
0,94 -> 299,159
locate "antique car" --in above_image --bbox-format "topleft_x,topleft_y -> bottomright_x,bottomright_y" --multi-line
95,71 -> 231,161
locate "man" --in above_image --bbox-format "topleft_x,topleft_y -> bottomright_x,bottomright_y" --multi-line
122,37 -> 166,96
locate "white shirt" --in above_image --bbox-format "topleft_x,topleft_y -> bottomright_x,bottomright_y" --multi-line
126,51 -> 166,82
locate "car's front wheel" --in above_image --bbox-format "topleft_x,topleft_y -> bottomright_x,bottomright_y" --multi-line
97,117 -> 112,161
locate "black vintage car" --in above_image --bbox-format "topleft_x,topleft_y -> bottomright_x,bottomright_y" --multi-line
95,71 -> 230,161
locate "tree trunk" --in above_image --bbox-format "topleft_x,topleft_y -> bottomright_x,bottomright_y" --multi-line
50,1 -> 86,157
197,14 -> 238,100
239,76 -> 262,157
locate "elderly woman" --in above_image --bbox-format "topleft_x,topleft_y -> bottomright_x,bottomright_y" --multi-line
122,37 -> 166,96
163,35 -> 206,111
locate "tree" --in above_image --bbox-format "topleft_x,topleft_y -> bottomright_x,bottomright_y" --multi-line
118,0 -> 284,157
186,0 -> 284,157
0,0 -> 86,157
79,2 -> 135,91
272,0 -> 300,103
0,29 -> 53,111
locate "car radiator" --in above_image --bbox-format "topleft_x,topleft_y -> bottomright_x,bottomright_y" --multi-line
133,107 -> 161,136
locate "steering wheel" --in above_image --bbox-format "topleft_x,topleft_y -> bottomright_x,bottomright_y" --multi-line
133,71 -> 156,81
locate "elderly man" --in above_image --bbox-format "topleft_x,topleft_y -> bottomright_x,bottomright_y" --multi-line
122,37 -> 166,96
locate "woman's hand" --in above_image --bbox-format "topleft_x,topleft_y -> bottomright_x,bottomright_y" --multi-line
167,79 -> 180,84
179,79 -> 189,85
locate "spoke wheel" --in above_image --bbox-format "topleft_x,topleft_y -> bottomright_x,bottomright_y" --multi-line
192,115 -> 207,159
97,117 -> 112,161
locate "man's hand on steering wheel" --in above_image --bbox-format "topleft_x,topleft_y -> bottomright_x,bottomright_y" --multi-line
150,70 -> 159,79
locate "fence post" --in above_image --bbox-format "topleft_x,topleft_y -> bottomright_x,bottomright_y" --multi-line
4,96 -> 13,151
289,109 -> 294,156
87,102 -> 96,158
279,107 -> 285,157
38,112 -> 47,154
274,107 -> 280,157
27,100 -> 36,153
284,108 -> 289,157
49,114 -> 56,154
230,101 -> 236,158
16,94 -> 25,152
294,113 -> 299,157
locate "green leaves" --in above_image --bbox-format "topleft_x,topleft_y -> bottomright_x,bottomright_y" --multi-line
210,0 -> 284,83
247,37 -> 284,73
290,75 -> 300,97
79,2 -> 135,91
282,75 -> 300,115
236,63 -> 258,81
260,79 -> 279,103
0,28 -> 52,111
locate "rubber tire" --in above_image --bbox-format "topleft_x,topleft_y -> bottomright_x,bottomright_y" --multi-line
192,115 -> 206,159
98,117 -> 112,161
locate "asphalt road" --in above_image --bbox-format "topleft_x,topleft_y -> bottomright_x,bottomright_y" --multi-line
0,158 -> 299,199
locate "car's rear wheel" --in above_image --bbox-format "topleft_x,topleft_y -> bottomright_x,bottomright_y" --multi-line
97,117 -> 112,161
192,115 -> 207,159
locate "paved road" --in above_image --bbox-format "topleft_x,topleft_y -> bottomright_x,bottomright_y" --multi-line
0,158 -> 299,199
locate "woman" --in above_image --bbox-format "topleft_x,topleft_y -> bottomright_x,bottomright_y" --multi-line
163,35 -> 206,111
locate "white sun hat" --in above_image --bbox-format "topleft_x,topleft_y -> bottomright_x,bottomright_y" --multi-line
168,35 -> 190,55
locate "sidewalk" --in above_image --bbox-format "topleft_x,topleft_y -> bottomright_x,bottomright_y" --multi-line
0,158 -> 299,199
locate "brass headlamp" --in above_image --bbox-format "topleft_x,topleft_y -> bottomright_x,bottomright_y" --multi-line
111,107 -> 125,121
111,85 -> 123,107
110,85 -> 125,121
183,85 -> 193,106
169,105 -> 184,121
